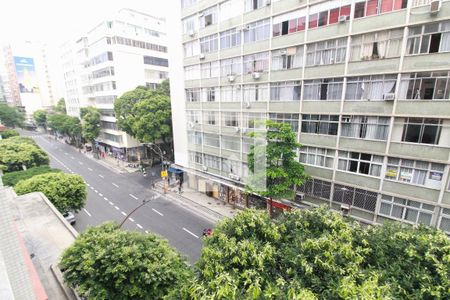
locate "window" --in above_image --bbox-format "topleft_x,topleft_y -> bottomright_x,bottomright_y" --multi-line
187,131 -> 203,144
385,157 -> 444,187
91,67 -> 114,79
244,0 -> 265,12
345,74 -> 397,100
186,110 -> 202,124
112,37 -> 167,53
308,1 -> 351,29
243,84 -> 269,102
182,15 -> 197,34
439,208 -> 450,234
243,52 -> 269,74
184,65 -> 200,80
271,46 -> 304,70
333,183 -> 377,212
338,151 -> 383,176
269,113 -> 299,132
87,52 -> 113,67
243,19 -> 270,43
222,159 -> 241,176
95,95 -> 117,104
303,78 -> 344,100
204,111 -> 219,125
100,132 -> 122,143
200,34 -> 218,53
398,72 -> 450,100
220,57 -> 241,76
201,87 -> 218,102
341,116 -> 390,140
407,21 -> 450,55
354,0 -> 407,19
298,178 -> 332,200
222,135 -> 240,151
272,9 -> 307,37
219,0 -> 242,22
200,61 -> 219,78
301,115 -> 339,135
204,133 -> 220,147
379,195 -> 434,226
185,88 -> 201,102
243,112 -> 267,128
143,56 -> 168,67
270,81 -> 301,101
401,118 -> 442,145
83,81 -> 116,94
220,28 -> 241,49
184,40 -> 200,57
222,112 -> 240,127
199,6 -> 218,28
350,29 -> 404,61
243,137 -> 255,153
101,121 -> 118,130
221,85 -> 241,102
189,151 -> 203,165
204,154 -> 221,169
306,38 -> 347,66
299,146 -> 335,168
181,0 -> 196,9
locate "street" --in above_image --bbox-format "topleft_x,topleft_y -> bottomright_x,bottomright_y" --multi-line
23,131 -> 213,263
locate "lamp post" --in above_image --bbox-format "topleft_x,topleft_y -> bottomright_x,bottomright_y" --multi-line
119,195 -> 160,228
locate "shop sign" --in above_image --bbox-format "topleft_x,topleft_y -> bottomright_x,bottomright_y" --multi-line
161,170 -> 168,178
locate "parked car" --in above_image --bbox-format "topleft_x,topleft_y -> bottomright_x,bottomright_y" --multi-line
63,212 -> 76,225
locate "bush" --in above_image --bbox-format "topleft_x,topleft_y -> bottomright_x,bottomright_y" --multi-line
2,166 -> 61,187
0,137 -> 49,172
15,173 -> 86,213
1,129 -> 19,139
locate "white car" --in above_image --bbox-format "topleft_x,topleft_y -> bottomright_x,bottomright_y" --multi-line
63,212 -> 76,225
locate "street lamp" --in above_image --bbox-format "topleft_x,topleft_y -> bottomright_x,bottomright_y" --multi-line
119,195 -> 160,228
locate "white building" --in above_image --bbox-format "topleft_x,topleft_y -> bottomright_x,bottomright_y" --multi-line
61,8 -> 169,159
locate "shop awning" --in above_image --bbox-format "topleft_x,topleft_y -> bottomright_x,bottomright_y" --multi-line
168,166 -> 184,174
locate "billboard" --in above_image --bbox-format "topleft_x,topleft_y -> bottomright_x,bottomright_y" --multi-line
14,56 -> 39,94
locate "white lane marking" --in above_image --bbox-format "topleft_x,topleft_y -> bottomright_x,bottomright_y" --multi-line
64,152 -> 68,155
99,193 -> 103,197
83,208 -> 92,217
103,197 -> 108,201
136,224 -> 143,229
71,171 -> 75,174
114,206 -> 120,210
182,227 -> 199,239
94,190 -> 98,193
109,201 -> 114,206
129,218 -> 135,222
88,168 -> 93,171
145,230 -> 149,234
86,183 -> 90,187
129,194 -> 138,200
98,174 -> 104,178
152,208 -> 164,216
89,186 -> 94,190
70,156 -> 74,159
112,183 -> 119,188
121,211 -> 126,216
78,161 -> 83,165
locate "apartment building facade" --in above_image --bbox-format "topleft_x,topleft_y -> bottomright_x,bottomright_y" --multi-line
61,9 -> 168,160
168,0 -> 450,232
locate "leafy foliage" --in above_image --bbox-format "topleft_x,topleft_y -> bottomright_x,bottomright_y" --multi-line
180,208 -> 450,299
1,129 -> 19,139
60,222 -> 193,300
114,84 -> 172,143
2,165 -> 61,187
54,98 -> 67,114
81,106 -> 101,143
246,120 -> 308,200
33,110 -> 47,128
0,103 -> 24,127
0,137 -> 49,172
15,172 -> 86,213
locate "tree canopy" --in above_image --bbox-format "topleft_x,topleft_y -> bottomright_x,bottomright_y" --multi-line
114,84 -> 172,144
60,222 -> 192,300
33,110 -> 47,128
179,208 -> 450,299
81,106 -> 101,143
47,114 -> 82,145
54,98 -> 67,114
0,137 -> 49,172
0,103 -> 24,127
15,172 -> 86,213
2,165 -> 61,187
246,120 -> 308,200
0,129 -> 19,139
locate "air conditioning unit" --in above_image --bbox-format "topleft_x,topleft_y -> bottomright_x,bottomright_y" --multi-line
342,116 -> 351,123
338,15 -> 348,23
198,12 -> 204,17
297,192 -> 305,201
202,165 -> 208,171
235,127 -> 240,133
340,203 -> 350,216
430,0 -> 441,14
383,93 -> 395,101
199,53 -> 205,59
228,75 -> 235,82
330,58 -> 335,64
243,24 -> 250,31
252,72 -> 260,79
245,101 -> 251,109
229,173 -> 241,181
188,30 -> 195,37
279,50 -> 287,55
265,0 -> 271,6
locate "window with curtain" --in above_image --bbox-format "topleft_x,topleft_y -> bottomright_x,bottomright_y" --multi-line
243,84 -> 269,101
200,61 -> 219,79
271,46 -> 304,70
188,151 -> 203,165
338,151 -> 383,176
350,28 -> 403,61
270,81 -> 301,101
401,117 -> 442,145
200,34 -> 218,53
243,52 -> 269,73
204,111 -> 219,125
222,112 -> 240,127
397,72 -> 450,100
186,110 -> 202,124
308,0 -> 351,29
221,158 -> 241,176
220,57 -> 242,76
244,0 -> 265,12
341,115 -> 390,140
185,88 -> 201,102
220,28 -> 241,49
199,6 -> 218,28
332,183 -> 378,212
306,38 -> 347,66
407,21 -> 450,55
221,85 -> 241,102
201,87 -> 218,102
299,146 -> 335,168
183,40 -> 200,57
385,157 -> 444,187
345,74 -> 397,100
272,9 -> 307,37
269,113 -> 299,132
204,154 -> 221,169
182,15 -> 197,34
379,194 -> 435,225
243,18 -> 271,43
354,0 -> 407,19
219,0 -> 242,22
301,114 -> 339,135
303,78 -> 344,100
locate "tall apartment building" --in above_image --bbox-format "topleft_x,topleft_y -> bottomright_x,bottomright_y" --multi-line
61,8 -> 168,159
168,0 -> 450,233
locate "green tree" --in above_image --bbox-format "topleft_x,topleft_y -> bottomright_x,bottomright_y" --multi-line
0,129 -> 19,139
2,165 -> 61,187
159,79 -> 170,97
81,106 -> 101,148
33,110 -> 47,128
60,222 -> 193,300
15,172 -> 86,213
54,98 -> 67,114
0,103 -> 24,127
246,120 -> 308,215
0,137 -> 49,172
48,114 -> 82,145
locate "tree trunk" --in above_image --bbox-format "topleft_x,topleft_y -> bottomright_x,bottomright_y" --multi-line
268,197 -> 273,218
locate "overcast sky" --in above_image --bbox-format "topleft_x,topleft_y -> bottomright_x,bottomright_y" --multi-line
0,0 -> 168,45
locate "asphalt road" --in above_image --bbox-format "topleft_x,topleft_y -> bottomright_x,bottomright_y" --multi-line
23,131 -> 213,263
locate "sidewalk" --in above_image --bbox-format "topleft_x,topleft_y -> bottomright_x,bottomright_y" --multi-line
154,181 -> 238,223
